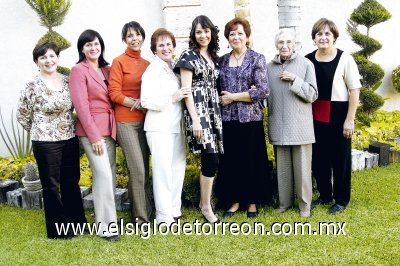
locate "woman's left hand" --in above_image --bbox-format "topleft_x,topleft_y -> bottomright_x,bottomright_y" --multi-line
220,91 -> 235,106
343,119 -> 355,139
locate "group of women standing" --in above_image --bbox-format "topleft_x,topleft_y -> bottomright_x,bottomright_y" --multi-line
17,15 -> 361,239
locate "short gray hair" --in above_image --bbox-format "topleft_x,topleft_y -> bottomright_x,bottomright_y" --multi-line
274,28 -> 296,46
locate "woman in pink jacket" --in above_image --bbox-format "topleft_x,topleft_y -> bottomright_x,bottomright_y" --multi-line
69,29 -> 118,241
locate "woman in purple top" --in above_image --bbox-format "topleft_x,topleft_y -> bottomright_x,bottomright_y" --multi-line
215,17 -> 272,219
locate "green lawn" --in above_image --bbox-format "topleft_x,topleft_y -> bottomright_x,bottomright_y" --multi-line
1,162 -> 399,265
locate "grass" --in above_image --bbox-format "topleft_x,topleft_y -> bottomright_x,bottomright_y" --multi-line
1,162 -> 400,265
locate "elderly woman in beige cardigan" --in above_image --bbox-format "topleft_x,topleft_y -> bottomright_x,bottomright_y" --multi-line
267,28 -> 318,217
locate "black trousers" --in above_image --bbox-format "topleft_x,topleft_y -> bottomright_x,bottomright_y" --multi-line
312,121 -> 352,206
32,137 -> 87,238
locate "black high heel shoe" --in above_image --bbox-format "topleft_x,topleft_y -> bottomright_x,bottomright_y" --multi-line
247,210 -> 258,219
247,204 -> 258,219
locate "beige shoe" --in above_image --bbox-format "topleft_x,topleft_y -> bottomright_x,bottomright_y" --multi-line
300,211 -> 310,217
275,207 -> 289,214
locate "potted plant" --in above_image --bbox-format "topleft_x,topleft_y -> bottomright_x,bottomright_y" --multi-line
21,162 -> 42,191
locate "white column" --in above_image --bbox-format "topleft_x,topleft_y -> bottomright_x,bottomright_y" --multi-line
277,0 -> 302,51
163,0 -> 202,56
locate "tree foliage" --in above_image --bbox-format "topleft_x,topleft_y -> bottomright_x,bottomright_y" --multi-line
25,0 -> 72,73
350,0 -> 392,29
392,65 -> 400,93
25,0 -> 71,31
350,31 -> 381,58
36,30 -> 70,51
347,0 -> 391,126
353,54 -> 385,89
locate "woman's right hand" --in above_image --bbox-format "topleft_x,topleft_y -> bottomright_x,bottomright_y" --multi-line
173,87 -> 191,103
193,119 -> 203,142
92,139 -> 104,156
129,98 -> 141,111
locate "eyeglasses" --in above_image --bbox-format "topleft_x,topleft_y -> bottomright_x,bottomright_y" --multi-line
277,40 -> 294,47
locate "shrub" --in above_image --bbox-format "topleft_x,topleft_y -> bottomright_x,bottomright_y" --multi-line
353,55 -> 385,89
116,174 -> 128,188
26,0 -> 72,75
348,0 -> 391,126
0,108 -> 32,160
78,154 -> 92,187
351,31 -> 381,57
0,156 -> 35,181
36,31 -> 70,51
57,66 -> 70,76
181,165 -> 200,207
392,65 -> 400,92
116,146 -> 128,177
353,110 -> 400,150
359,88 -> 385,114
350,0 -> 392,28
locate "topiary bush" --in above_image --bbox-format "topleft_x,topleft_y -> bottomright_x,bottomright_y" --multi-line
347,0 -> 391,126
36,31 -> 70,50
352,55 -> 384,89
56,66 -> 70,76
392,65 -> 400,93
350,0 -> 392,28
351,32 -> 381,57
358,88 -> 385,113
26,0 -> 72,74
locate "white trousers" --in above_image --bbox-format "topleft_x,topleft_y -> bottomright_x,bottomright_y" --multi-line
80,137 -> 117,237
146,132 -> 186,225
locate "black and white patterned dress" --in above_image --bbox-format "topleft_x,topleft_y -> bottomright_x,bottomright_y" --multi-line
174,49 -> 223,154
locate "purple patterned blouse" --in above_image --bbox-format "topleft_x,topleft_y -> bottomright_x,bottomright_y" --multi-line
218,49 -> 269,122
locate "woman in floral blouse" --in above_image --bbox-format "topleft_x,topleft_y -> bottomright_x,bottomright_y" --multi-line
175,15 -> 223,223
17,42 -> 86,239
215,18 -> 272,219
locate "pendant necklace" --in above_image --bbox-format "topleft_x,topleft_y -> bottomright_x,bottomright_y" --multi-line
232,50 -> 246,66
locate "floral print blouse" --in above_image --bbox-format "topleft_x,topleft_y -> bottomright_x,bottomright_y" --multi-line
17,74 -> 75,141
174,49 -> 224,154
218,48 -> 269,122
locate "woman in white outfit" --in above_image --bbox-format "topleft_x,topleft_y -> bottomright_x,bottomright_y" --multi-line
141,28 -> 189,225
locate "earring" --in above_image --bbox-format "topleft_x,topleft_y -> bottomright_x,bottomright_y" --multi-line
313,41 -> 316,46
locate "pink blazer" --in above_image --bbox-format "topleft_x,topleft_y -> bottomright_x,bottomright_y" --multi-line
69,60 -> 116,143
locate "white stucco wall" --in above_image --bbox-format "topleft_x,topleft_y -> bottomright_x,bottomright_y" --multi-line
0,0 -> 399,155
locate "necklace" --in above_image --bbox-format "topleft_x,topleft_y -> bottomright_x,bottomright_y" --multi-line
231,49 -> 247,66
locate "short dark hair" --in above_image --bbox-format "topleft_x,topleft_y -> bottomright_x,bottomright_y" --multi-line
121,21 -> 146,41
311,18 -> 339,40
150,28 -> 176,53
189,15 -> 220,63
224,17 -> 251,41
76,29 -> 109,67
32,42 -> 60,63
